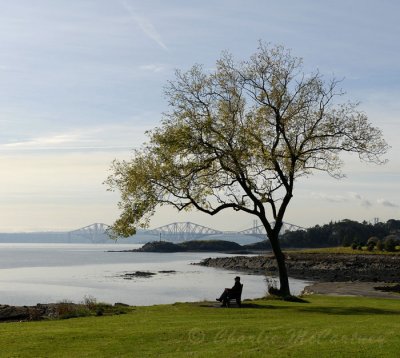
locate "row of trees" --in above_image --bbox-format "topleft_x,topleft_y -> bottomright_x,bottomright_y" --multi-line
365,236 -> 399,252
276,219 -> 400,249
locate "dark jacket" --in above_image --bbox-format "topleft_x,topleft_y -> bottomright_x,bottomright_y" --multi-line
230,281 -> 242,294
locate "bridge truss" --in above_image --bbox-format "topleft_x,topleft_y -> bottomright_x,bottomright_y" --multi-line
238,222 -> 305,239
143,221 -> 304,241
68,221 -> 305,243
145,222 -> 223,242
68,223 -> 111,243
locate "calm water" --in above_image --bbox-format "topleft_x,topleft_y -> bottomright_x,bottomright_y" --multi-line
0,243 -> 309,306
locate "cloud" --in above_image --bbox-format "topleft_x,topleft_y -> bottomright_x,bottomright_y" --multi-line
311,191 -> 374,208
0,123 -> 153,153
377,199 -> 399,208
139,64 -> 166,73
314,193 -> 400,210
310,192 -> 348,203
350,192 -> 372,208
120,0 -> 168,51
2,134 -> 83,148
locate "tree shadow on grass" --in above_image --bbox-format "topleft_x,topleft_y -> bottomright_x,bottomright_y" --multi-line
198,302 -> 296,309
295,306 -> 400,316
197,301 -> 400,315
240,303 -> 282,309
198,302 -> 279,309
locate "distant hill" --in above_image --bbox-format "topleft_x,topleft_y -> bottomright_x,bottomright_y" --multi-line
0,232 -> 72,243
0,232 -> 137,244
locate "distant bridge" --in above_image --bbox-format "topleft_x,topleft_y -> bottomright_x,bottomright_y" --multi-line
145,222 -> 224,241
68,223 -> 110,243
237,221 -> 305,239
68,221 -> 305,243
143,221 -> 305,241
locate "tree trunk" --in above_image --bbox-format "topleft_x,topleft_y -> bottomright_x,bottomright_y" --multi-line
268,233 -> 291,297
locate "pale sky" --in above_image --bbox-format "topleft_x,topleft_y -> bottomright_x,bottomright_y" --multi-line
0,0 -> 399,232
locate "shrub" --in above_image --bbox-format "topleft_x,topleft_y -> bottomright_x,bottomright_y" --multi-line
82,295 -> 97,310
55,297 -> 116,319
55,300 -> 91,319
384,238 -> 396,252
367,242 -> 375,251
367,236 -> 378,245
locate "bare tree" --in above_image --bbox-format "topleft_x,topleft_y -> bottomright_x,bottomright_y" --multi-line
106,43 -> 389,297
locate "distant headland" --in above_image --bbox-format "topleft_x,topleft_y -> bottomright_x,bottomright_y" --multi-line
112,240 -> 261,253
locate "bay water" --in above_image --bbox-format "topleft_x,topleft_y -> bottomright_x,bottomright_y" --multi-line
0,243 -> 309,306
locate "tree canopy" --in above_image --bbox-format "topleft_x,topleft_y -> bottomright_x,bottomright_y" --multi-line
106,43 -> 389,296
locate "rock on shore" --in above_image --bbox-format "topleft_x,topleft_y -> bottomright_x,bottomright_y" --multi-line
198,253 -> 400,282
0,303 -> 65,322
0,302 -> 129,322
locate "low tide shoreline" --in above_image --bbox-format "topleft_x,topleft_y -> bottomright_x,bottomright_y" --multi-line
198,252 -> 400,299
3,251 -> 400,322
197,252 -> 400,283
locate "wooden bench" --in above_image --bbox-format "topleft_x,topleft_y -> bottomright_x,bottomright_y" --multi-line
226,284 -> 243,307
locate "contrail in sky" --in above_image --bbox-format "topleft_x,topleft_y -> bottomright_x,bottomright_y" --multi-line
120,0 -> 168,51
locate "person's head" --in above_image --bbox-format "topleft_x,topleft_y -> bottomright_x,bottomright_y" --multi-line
235,276 -> 240,282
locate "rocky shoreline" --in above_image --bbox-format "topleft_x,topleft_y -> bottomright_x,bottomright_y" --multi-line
0,302 -> 129,323
0,303 -> 79,322
3,253 -> 399,322
198,253 -> 400,283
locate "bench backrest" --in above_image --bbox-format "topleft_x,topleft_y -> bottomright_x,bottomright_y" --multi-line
230,284 -> 243,299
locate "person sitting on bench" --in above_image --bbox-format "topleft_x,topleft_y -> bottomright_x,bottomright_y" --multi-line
216,276 -> 242,307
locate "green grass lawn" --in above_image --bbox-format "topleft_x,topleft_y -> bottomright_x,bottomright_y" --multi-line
0,295 -> 399,357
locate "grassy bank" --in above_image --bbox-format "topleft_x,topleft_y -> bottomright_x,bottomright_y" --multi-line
1,295 -> 399,357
